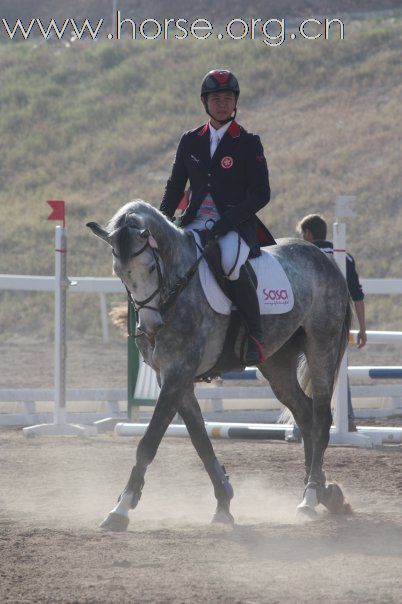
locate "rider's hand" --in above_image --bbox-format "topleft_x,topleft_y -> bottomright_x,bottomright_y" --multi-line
357,330 -> 367,349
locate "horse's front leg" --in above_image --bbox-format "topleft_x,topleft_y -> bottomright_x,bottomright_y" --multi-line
178,388 -> 234,526
99,374 -> 182,532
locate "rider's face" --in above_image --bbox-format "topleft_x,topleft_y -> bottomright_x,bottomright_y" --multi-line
204,91 -> 236,126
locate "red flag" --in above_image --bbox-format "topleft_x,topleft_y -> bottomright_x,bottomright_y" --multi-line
47,200 -> 65,227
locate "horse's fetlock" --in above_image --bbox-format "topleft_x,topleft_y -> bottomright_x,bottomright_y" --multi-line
212,459 -> 234,500
304,480 -> 318,495
126,470 -> 145,504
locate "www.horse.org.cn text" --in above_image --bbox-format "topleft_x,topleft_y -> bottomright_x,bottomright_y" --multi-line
1,14 -> 347,46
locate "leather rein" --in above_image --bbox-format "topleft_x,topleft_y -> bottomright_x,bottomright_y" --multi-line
119,228 -> 241,340
118,237 -> 206,337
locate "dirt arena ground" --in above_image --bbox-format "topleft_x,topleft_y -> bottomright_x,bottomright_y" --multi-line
1,429 -> 402,604
1,335 -> 402,602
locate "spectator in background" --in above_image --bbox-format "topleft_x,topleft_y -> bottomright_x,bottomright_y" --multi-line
297,213 -> 367,431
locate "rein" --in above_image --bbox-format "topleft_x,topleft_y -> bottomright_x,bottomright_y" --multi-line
121,237 -> 206,335
121,226 -> 241,339
158,241 -> 205,315
121,242 -> 163,320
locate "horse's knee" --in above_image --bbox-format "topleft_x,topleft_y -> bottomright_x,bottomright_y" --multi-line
312,404 -> 332,449
136,432 -> 163,467
314,403 -> 332,424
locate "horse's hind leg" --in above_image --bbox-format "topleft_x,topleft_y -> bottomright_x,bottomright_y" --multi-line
298,331 -> 348,518
178,388 -> 234,525
99,375 -> 181,532
258,339 -> 314,477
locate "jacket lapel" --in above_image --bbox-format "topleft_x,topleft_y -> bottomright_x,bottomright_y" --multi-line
197,123 -> 212,169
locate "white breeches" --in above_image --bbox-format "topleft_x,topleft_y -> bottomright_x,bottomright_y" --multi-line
185,223 -> 250,281
217,231 -> 250,281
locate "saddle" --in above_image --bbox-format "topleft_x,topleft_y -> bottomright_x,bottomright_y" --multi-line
195,231 -> 257,381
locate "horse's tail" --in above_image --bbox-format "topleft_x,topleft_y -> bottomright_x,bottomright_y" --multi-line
296,296 -> 353,401
277,352 -> 311,425
297,353 -> 313,398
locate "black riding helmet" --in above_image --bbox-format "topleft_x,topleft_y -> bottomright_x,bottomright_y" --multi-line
200,69 -> 240,124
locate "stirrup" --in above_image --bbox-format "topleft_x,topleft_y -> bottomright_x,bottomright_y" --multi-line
244,336 -> 265,365
248,335 -> 266,363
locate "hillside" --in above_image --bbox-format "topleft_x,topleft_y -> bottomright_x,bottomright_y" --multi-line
0,12 -> 401,337
1,1 -> 401,30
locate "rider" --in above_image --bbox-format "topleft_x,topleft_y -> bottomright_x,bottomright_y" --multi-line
160,69 -> 275,365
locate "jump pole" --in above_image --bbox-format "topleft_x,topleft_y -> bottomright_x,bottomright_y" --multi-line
23,202 -> 94,437
114,421 -> 402,443
115,421 -> 295,440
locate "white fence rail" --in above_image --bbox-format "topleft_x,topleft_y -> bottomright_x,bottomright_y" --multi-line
1,273 -> 402,430
0,274 -> 125,343
2,275 -> 402,294
1,383 -> 401,427
0,275 -> 124,293
2,274 -> 402,345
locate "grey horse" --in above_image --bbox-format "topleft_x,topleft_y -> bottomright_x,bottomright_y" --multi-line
87,200 -> 352,531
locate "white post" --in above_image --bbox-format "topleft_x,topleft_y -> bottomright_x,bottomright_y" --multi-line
23,226 -> 95,437
54,226 -> 67,425
99,293 -> 110,344
330,219 -> 377,447
332,222 -> 349,435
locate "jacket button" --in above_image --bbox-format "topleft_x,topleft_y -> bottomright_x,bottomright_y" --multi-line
208,173 -> 211,177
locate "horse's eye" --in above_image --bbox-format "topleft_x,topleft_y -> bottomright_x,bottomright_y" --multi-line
149,263 -> 156,274
112,249 -> 118,258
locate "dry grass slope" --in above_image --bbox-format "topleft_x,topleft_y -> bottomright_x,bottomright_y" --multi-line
0,13 -> 401,337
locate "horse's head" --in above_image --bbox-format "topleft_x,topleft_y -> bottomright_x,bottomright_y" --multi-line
87,216 -> 163,335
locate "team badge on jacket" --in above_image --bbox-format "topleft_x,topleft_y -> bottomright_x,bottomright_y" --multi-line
221,156 -> 233,169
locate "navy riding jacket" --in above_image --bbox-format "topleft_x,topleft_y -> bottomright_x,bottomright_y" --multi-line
314,240 -> 364,301
160,120 -> 275,256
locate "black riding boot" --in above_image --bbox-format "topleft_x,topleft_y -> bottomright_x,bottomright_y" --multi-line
230,265 -> 265,366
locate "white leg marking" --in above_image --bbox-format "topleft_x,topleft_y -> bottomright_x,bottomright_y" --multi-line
298,486 -> 319,510
110,491 -> 132,518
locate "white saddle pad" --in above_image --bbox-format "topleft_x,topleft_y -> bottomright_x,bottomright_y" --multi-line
193,232 -> 294,315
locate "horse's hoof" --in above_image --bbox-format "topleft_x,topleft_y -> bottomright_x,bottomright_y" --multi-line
99,512 -> 129,532
296,504 -> 318,521
212,507 -> 235,526
320,483 -> 351,515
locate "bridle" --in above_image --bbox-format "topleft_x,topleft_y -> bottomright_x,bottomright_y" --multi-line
114,239 -> 164,320
115,220 -> 242,341
115,235 -> 206,338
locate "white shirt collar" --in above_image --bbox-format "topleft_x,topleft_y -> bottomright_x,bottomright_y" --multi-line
209,120 -> 232,141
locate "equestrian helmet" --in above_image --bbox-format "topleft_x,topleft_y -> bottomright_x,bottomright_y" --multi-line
200,70 -> 240,98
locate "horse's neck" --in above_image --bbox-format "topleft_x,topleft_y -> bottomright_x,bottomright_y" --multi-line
149,217 -> 195,286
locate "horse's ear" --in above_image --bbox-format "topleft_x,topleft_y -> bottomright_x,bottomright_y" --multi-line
86,222 -> 111,245
140,228 -> 158,249
149,235 -> 158,249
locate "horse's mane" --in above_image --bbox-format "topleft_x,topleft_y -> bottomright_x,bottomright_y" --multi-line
107,200 -> 194,289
